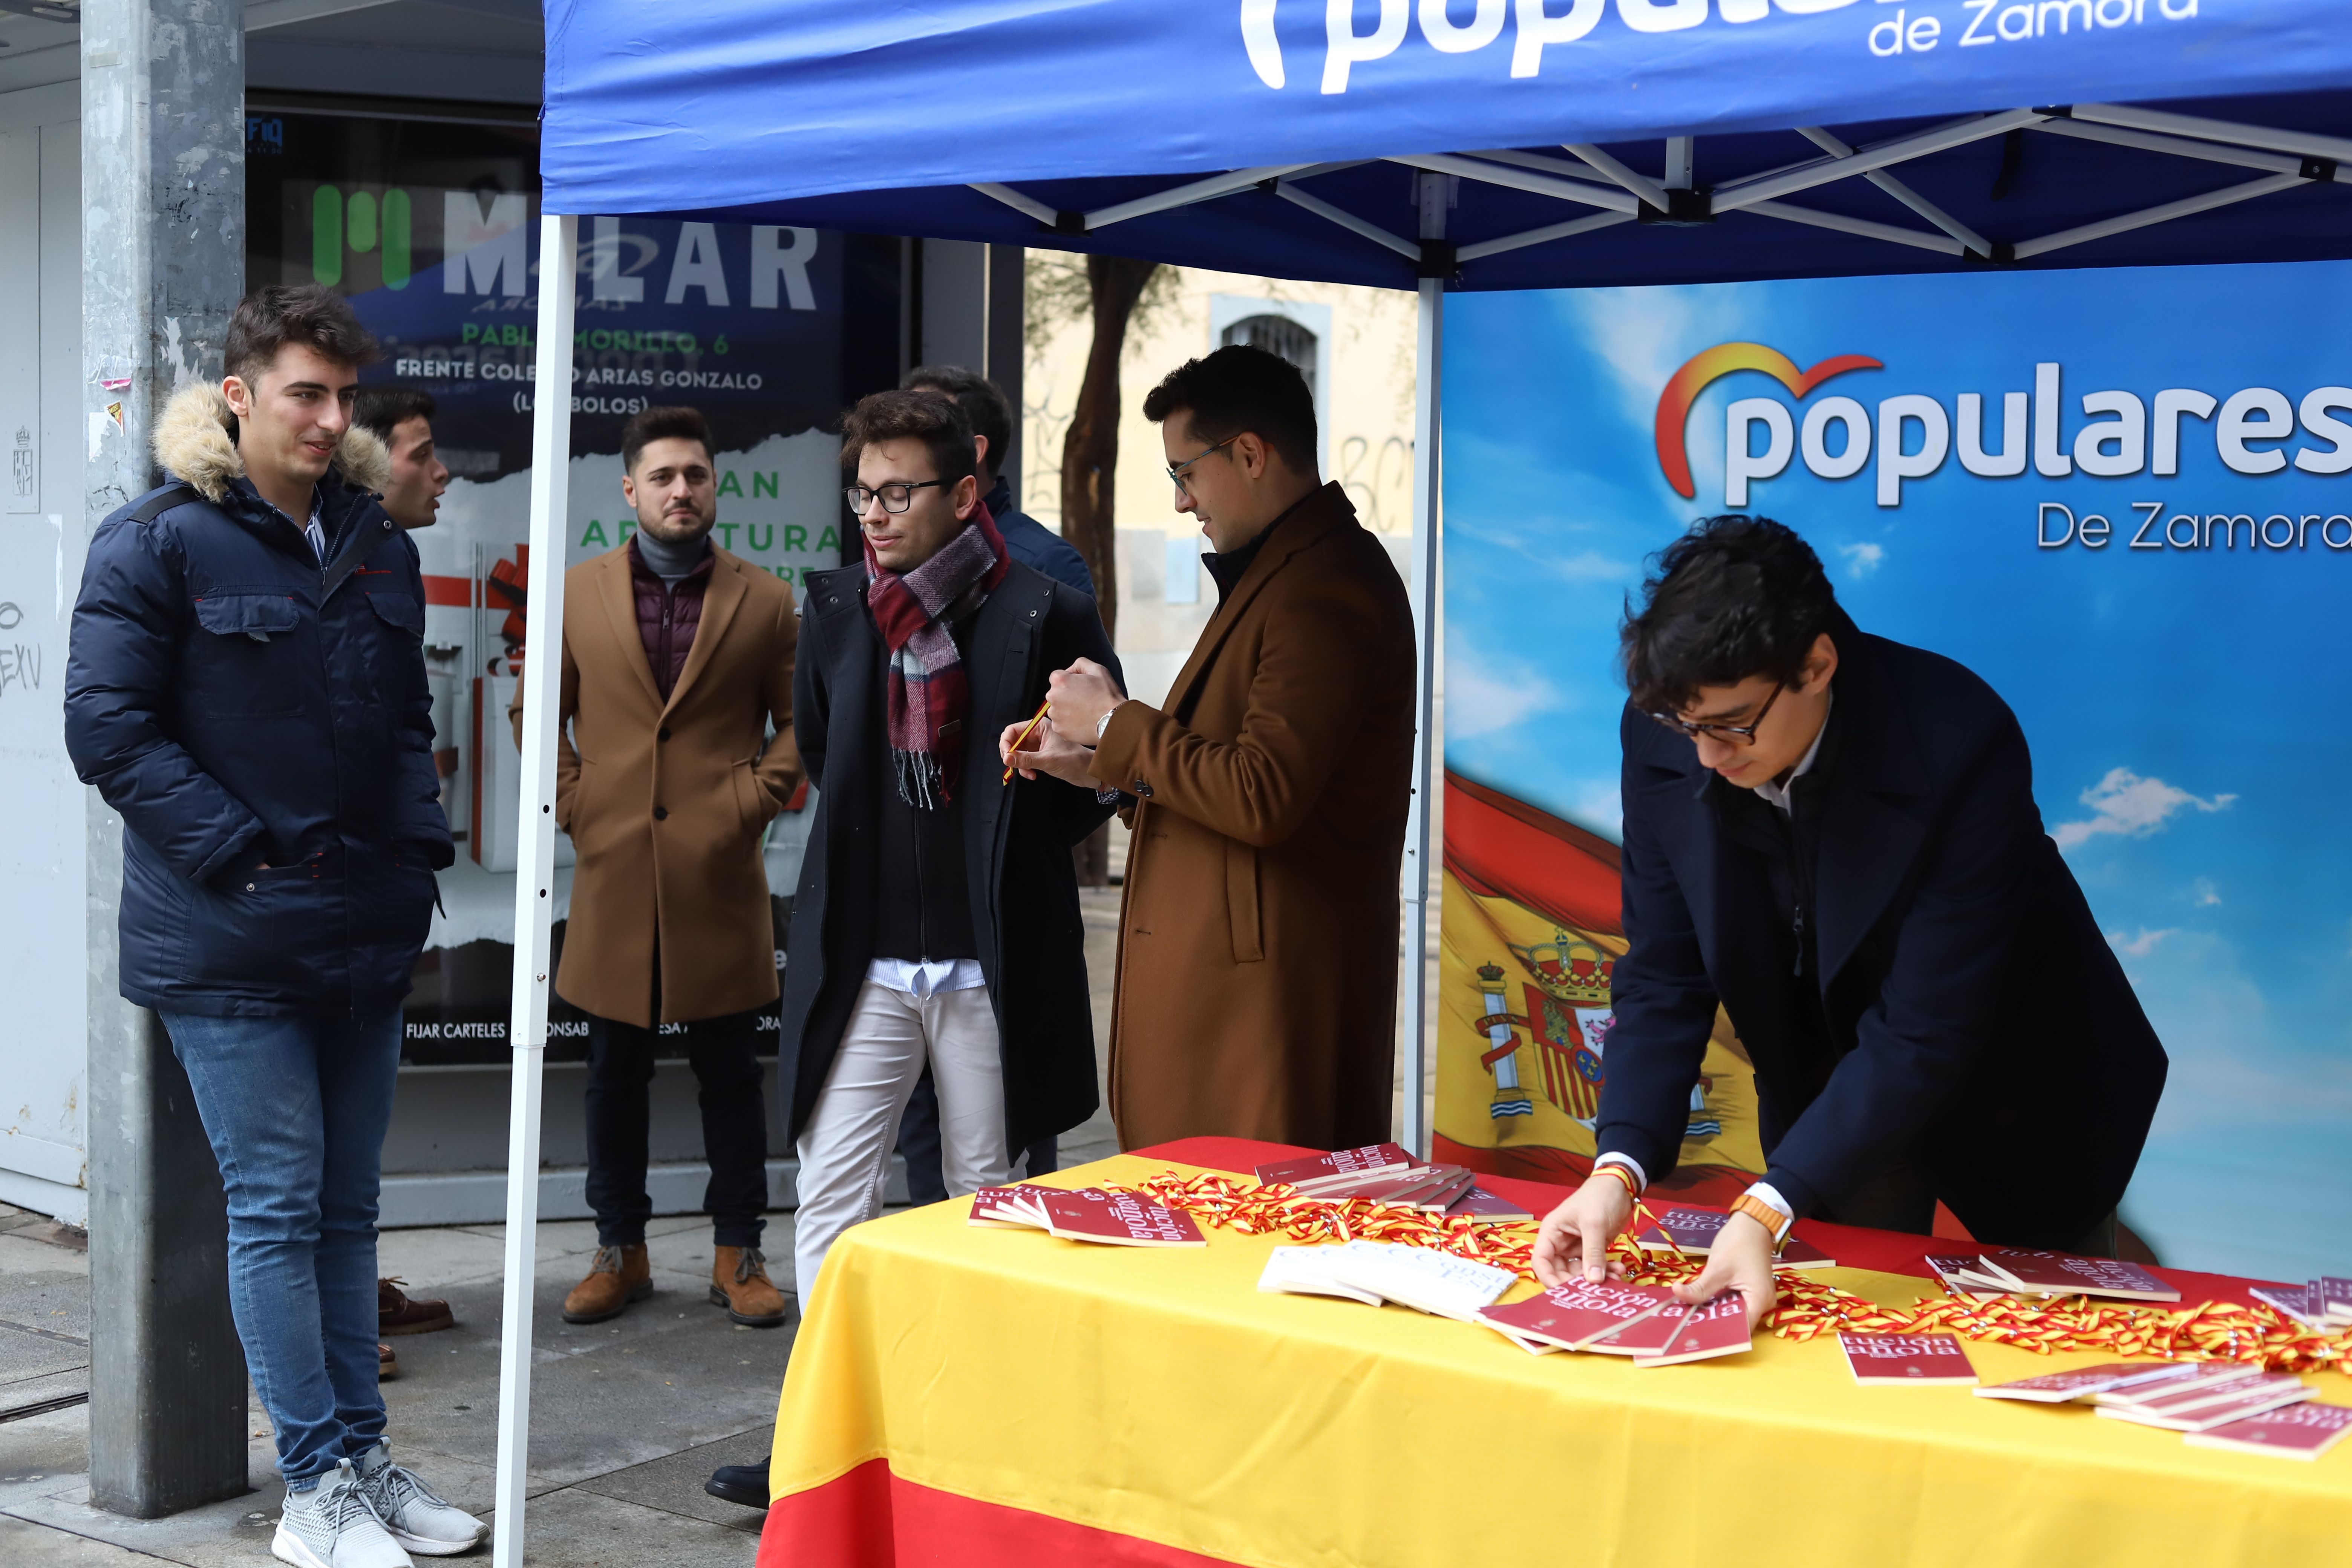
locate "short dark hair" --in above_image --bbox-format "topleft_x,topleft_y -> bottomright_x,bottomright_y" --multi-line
225,284 -> 380,385
352,386 -> 436,447
1620,515 -> 1838,716
902,364 -> 1011,483
839,388 -> 976,488
620,405 -> 714,473
1140,343 -> 1317,476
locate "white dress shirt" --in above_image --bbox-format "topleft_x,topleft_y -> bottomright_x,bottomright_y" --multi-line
864,957 -> 987,999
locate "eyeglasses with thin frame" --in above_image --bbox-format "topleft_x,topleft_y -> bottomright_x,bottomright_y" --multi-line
1166,434 -> 1239,501
845,479 -> 945,514
1647,680 -> 1784,747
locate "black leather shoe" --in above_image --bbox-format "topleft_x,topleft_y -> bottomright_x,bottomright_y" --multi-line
705,1457 -> 770,1510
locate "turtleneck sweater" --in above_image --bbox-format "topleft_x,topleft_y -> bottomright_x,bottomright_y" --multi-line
633,527 -> 712,586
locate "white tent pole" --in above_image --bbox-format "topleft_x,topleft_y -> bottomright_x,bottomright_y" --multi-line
491,210 -> 578,1568
1400,177 -> 1444,1160
2012,172 -> 2306,260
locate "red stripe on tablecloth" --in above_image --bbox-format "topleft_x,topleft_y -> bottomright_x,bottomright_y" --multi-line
757,1458 -> 1247,1568
1127,1138 -> 2288,1306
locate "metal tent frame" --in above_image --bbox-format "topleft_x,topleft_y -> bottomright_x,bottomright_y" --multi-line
486,93 -> 2348,1565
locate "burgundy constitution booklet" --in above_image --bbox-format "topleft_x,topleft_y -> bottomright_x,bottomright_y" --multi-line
1634,1292 -> 1753,1367
1971,1249 -> 2181,1303
1839,1332 -> 1979,1385
1634,1206 -> 1835,1269
1254,1143 -> 1425,1196
1036,1187 -> 1207,1246
1476,1280 -> 1678,1353
1974,1362 -> 2195,1403
2185,1400 -> 2352,1460
968,1184 -> 1055,1228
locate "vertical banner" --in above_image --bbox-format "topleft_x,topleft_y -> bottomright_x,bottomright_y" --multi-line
1440,260 -> 2352,1279
247,110 -> 902,1061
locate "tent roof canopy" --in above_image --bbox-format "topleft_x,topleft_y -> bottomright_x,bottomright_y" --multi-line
542,2 -> 2352,289
661,94 -> 2352,290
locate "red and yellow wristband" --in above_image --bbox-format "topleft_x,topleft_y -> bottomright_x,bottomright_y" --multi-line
1591,1162 -> 1642,1200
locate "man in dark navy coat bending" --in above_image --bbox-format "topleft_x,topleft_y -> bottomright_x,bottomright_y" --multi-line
1533,515 -> 2166,1327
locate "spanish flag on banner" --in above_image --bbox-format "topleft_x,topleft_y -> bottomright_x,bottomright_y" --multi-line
1436,773 -> 1767,1206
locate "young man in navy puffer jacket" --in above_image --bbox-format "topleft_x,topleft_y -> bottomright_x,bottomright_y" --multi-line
66,284 -> 482,1568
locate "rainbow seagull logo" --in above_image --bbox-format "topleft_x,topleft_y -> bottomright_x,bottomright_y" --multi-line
1654,343 -> 1883,499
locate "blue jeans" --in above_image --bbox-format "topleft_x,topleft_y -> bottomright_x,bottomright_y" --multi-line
161,1009 -> 402,1485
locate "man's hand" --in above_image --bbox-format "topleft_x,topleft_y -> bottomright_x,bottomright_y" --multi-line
999,716 -> 1099,789
1044,658 -> 1125,747
1531,1175 -> 1636,1288
1677,1210 -> 1779,1328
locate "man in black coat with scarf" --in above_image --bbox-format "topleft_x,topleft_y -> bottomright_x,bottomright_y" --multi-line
706,387 -> 1116,1507
1532,515 -> 2166,1328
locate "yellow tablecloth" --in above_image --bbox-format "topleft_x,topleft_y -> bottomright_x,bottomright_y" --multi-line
769,1154 -> 2352,1568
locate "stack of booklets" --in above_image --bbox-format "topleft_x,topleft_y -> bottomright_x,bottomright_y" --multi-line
1926,1248 -> 2181,1303
1977,1360 -> 2346,1455
1257,1239 -> 1517,1320
2092,1365 -> 2314,1432
1634,1206 -> 1836,1270
1924,1254 -> 2010,1302
1475,1280 -> 1752,1366
1974,1361 -> 2213,1404
969,1184 -> 1205,1247
2247,1277 -> 2352,1332
2183,1400 -> 2352,1460
1838,1332 -> 1978,1384
1255,1245 -> 1385,1307
1253,1144 -> 1534,1223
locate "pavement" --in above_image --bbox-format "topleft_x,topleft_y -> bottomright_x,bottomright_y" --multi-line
0,876 -> 1441,1567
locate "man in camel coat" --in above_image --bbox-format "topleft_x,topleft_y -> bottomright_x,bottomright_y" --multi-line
1009,345 -> 1416,1150
511,404 -> 802,1328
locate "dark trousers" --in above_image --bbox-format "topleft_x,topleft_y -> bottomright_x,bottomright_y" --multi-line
896,1067 -> 1054,1205
1822,1159 -> 2118,1259
584,1008 -> 769,1249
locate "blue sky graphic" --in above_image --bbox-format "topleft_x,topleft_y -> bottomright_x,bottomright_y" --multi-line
1442,262 -> 2352,1281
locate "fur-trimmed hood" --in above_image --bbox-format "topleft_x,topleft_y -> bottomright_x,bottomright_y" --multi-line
153,381 -> 391,505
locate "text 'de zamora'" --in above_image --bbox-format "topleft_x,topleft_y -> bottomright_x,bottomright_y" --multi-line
2037,501 -> 2352,551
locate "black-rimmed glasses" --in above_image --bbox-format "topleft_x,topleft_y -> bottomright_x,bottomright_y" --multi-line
845,480 -> 945,514
1647,681 -> 1784,747
1166,435 -> 1239,501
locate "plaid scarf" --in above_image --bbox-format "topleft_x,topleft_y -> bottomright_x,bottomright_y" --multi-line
864,502 -> 1011,808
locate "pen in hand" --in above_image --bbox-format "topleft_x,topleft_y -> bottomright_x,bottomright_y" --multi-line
1001,697 -> 1052,785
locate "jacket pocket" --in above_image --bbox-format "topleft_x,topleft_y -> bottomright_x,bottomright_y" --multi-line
364,589 -> 426,699
365,589 -> 424,636
1226,836 -> 1263,963
189,592 -> 305,715
559,756 -> 591,837
732,758 -> 766,837
187,858 -> 338,994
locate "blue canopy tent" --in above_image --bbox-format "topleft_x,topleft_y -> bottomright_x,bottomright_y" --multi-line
490,4 -> 2352,1554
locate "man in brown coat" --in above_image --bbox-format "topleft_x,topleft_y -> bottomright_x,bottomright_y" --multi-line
511,405 -> 802,1327
1007,345 -> 1416,1150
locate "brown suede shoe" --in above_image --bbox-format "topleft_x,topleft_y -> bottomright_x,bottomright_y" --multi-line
380,1341 -> 400,1380
710,1246 -> 789,1326
562,1243 -> 652,1323
379,1277 -> 456,1336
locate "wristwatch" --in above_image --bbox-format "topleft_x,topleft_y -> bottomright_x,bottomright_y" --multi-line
1095,706 -> 1118,741
1729,1192 -> 1792,1252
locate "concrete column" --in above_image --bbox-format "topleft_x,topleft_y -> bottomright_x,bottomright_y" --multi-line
985,243 -> 1024,504
911,238 -> 1026,499
82,0 -> 251,1518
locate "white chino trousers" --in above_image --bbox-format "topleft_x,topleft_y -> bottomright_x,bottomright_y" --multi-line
791,977 -> 1010,1301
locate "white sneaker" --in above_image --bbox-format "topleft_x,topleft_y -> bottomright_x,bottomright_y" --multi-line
354,1443 -> 490,1556
273,1460 -> 413,1568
